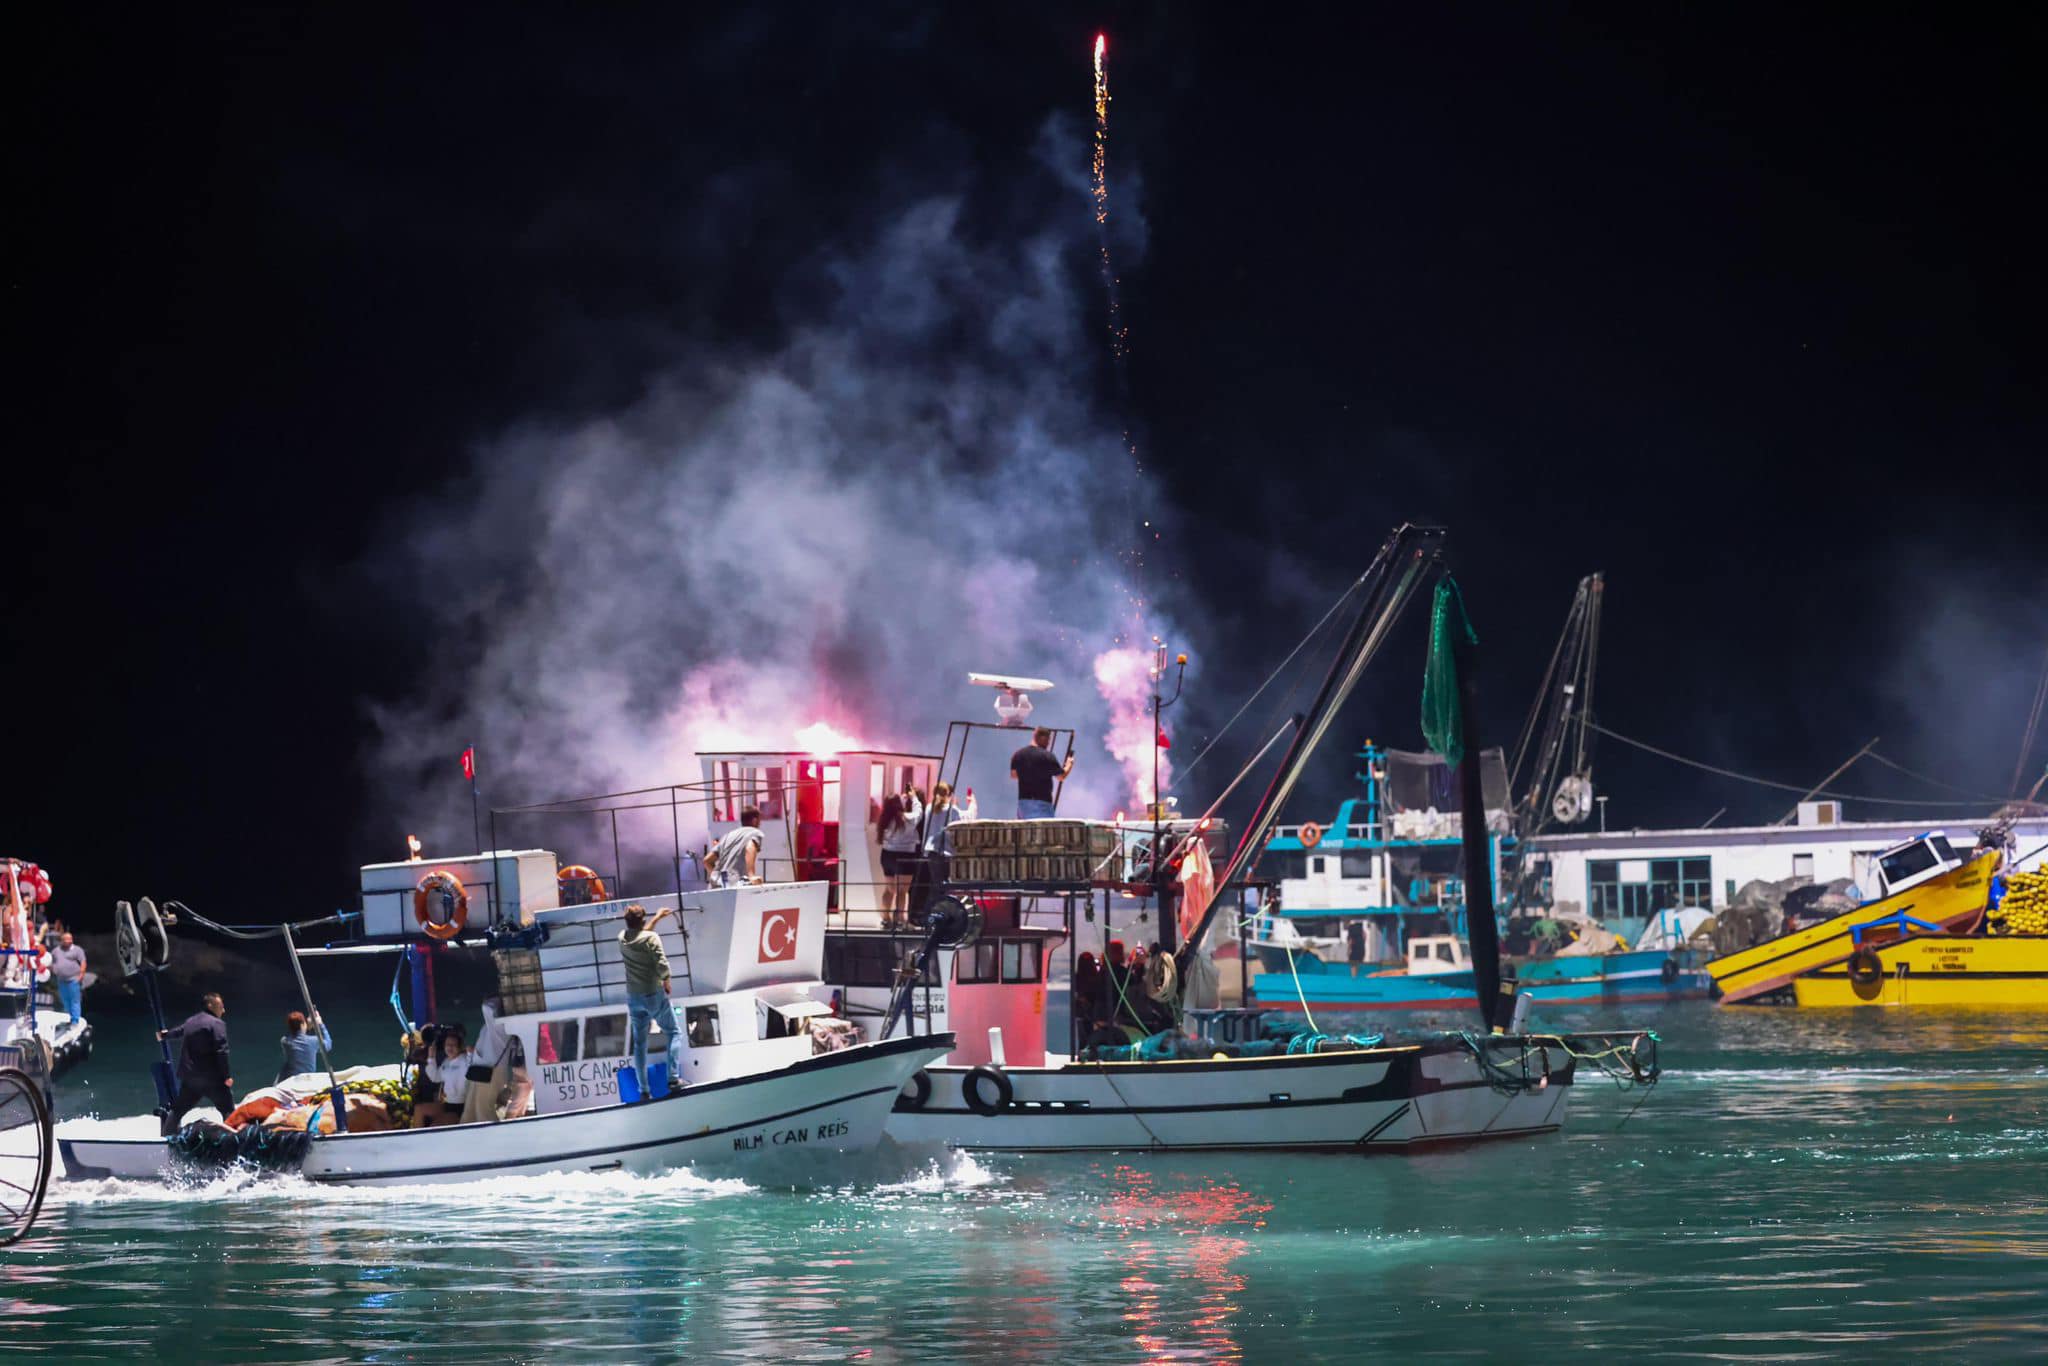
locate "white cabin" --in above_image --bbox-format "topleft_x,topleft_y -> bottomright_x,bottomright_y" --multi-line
699,749 -> 941,916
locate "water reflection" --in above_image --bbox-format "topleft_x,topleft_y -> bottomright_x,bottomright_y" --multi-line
10,1004 -> 2048,1358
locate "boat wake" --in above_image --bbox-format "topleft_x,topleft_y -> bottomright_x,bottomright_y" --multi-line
52,1161 -> 759,1210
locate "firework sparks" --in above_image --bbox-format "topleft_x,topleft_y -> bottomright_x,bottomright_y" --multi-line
1092,34 -> 1110,226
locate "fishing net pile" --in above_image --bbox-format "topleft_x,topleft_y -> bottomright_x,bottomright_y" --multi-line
1990,869 -> 2048,935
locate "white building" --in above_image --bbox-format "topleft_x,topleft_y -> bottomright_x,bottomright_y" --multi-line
1528,800 -> 2048,918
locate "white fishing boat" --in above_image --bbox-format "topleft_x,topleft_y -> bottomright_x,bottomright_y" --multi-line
57,874 -> 953,1186
764,524 -> 1663,1152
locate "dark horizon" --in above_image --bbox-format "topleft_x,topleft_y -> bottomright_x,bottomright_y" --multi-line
12,6 -> 2046,927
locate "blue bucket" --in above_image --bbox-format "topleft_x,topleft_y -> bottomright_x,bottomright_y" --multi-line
616,1061 -> 668,1104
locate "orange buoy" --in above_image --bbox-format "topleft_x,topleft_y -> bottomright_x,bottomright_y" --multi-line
1298,822 -> 1325,848
413,870 -> 469,941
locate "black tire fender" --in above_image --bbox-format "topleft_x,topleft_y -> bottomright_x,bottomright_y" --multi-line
898,1069 -> 932,1111
1660,957 -> 1680,984
963,1064 -> 1013,1116
1846,945 -> 1883,986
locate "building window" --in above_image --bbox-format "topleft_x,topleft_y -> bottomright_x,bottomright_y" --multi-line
1588,856 -> 1713,916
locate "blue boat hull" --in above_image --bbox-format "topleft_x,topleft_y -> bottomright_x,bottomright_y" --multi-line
1251,948 -> 1708,1011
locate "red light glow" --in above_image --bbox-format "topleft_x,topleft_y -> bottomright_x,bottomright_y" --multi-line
794,721 -> 862,757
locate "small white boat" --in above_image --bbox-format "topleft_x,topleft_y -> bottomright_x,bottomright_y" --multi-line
58,1031 -> 946,1185
58,878 -> 953,1186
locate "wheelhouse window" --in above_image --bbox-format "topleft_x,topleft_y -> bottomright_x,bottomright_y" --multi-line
1340,852 -> 1375,878
1001,939 -> 1042,983
1929,835 -> 1958,863
686,1005 -> 721,1047
583,1013 -> 628,1059
957,941 -> 1002,984
535,1019 -> 579,1066
1879,841 -> 1940,886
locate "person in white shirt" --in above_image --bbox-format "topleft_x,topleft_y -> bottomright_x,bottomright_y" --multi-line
419,1025 -> 487,1125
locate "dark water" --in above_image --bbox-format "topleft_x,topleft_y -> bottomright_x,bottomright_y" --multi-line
10,981 -> 2048,1361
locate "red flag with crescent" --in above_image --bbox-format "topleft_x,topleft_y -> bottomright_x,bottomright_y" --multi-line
461,747 -> 476,782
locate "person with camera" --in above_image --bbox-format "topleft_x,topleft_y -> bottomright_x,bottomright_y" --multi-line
418,1024 -> 488,1126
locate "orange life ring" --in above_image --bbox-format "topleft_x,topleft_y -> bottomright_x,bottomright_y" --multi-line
1298,822 -> 1325,848
413,870 -> 469,941
558,864 -> 608,905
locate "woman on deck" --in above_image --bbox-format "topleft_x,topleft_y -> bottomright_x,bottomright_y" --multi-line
878,789 -> 923,928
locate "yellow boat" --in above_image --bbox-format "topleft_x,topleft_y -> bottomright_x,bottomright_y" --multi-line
1792,934 -> 2048,1007
1705,840 -> 1997,1004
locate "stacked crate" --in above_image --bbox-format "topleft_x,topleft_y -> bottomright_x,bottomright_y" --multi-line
945,820 -> 1120,886
492,948 -> 547,1015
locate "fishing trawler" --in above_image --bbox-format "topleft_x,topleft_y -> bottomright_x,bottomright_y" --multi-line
1705,830 -> 2000,1004
1786,852 -> 2048,1007
709,525 -> 1662,1151
57,863 -> 952,1186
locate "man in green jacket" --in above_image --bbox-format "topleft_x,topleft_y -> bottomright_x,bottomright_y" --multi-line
619,904 -> 682,1100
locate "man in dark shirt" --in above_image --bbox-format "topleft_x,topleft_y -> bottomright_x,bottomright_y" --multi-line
160,992 -> 234,1120
1009,726 -> 1073,819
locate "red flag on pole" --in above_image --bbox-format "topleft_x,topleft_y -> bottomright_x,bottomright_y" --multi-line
461,747 -> 476,782
1156,728 -> 1171,751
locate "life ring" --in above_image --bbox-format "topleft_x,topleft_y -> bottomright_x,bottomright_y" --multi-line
1659,957 -> 1680,984
557,865 -> 608,906
1143,951 -> 1178,1002
963,1064 -> 1013,1116
1298,822 -> 1324,848
413,870 -> 469,941
897,1070 -> 932,1111
1846,945 -> 1883,986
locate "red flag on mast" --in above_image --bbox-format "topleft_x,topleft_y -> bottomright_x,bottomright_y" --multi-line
461,747 -> 476,782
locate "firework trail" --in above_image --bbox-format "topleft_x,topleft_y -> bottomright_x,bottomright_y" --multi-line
1091,33 -> 1127,359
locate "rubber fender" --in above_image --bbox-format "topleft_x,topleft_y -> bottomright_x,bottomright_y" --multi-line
963,1064 -> 1013,1116
1846,945 -> 1883,986
1659,957 -> 1680,984
897,1069 -> 932,1111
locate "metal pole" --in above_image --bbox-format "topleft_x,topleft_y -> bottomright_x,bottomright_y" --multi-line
1773,737 -> 1880,825
611,809 -> 623,895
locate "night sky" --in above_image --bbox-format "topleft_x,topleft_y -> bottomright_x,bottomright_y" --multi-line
14,6 -> 2047,927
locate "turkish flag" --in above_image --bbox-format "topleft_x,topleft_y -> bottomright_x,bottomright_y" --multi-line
461,747 -> 476,782
1156,728 -> 1171,750
758,907 -> 800,964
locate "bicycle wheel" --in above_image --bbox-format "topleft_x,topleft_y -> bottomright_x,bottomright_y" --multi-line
0,1066 -> 53,1245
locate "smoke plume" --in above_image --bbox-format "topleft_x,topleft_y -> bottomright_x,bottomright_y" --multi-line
365,157 -> 1181,856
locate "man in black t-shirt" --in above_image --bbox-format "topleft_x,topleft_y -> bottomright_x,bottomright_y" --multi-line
1010,726 -> 1074,818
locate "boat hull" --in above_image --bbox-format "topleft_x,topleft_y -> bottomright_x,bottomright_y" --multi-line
57,1033 -> 951,1186
886,1035 -> 1583,1152
1791,935 -> 2048,1007
1705,852 -> 1998,1003
1248,968 -> 1478,1011
1515,949 -> 1710,1006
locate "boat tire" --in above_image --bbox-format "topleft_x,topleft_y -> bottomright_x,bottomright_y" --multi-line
963,1064 -> 1013,1116
898,1069 -> 932,1111
1660,957 -> 1679,984
1846,945 -> 1883,986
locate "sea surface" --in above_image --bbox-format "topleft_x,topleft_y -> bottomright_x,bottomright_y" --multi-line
8,973 -> 2048,1361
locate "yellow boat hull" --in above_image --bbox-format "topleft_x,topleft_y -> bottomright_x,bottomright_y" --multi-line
1792,934 -> 2048,1007
1705,851 -> 1997,1003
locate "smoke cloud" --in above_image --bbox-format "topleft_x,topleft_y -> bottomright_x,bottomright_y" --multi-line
365,148 -> 1183,857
